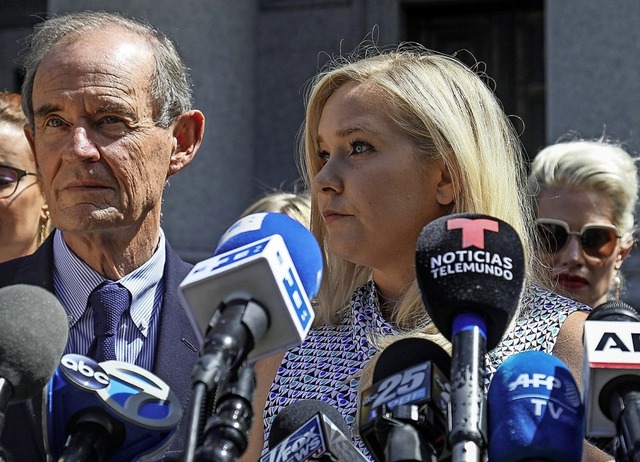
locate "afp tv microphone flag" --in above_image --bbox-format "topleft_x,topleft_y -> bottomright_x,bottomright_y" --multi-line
488,350 -> 584,462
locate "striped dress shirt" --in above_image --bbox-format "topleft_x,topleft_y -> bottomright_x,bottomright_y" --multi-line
52,229 -> 166,370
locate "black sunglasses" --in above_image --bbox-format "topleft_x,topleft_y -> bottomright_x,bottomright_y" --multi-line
0,164 -> 38,199
535,218 -> 622,259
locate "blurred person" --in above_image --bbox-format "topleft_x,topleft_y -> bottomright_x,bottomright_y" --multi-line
0,92 -> 50,263
0,11 -> 205,461
528,138 -> 638,309
240,189 -> 311,227
241,45 -> 609,461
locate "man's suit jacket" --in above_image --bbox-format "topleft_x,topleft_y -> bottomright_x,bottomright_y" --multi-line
0,234 -> 203,461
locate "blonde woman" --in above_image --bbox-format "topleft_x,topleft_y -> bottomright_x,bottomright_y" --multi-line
240,189 -> 311,228
528,139 -> 638,309
242,45 -> 608,461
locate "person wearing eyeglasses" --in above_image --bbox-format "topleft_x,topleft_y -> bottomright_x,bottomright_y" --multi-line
527,138 -> 638,309
0,92 -> 51,263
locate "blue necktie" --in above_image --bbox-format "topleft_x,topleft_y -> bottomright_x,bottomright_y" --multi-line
89,282 -> 131,362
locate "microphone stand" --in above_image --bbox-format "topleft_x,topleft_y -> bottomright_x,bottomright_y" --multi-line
450,317 -> 487,462
385,416 -> 438,462
194,364 -> 255,461
0,378 -> 12,438
58,410 -> 122,462
184,299 -> 268,462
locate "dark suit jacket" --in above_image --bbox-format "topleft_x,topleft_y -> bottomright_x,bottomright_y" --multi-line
0,235 -> 203,461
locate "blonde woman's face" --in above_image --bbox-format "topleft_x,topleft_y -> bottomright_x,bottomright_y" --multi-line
537,186 -> 630,308
311,81 -> 454,286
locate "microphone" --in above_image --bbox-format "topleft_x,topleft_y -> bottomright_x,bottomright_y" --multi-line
415,213 -> 525,462
488,350 -> 584,462
262,399 -> 368,462
583,299 -> 640,459
358,337 -> 451,462
179,211 -> 321,364
45,354 -> 182,462
0,284 -> 68,437
179,212 -> 323,459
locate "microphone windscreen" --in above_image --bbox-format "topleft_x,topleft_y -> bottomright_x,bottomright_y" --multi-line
588,299 -> 640,322
215,212 -> 323,298
488,350 -> 584,462
415,213 -> 525,349
0,284 -> 68,402
372,337 -> 451,384
268,399 -> 349,449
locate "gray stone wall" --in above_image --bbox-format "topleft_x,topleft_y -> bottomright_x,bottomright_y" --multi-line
4,0 -> 640,307
546,0 -> 640,306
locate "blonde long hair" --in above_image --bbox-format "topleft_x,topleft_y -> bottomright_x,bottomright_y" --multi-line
298,44 -> 540,343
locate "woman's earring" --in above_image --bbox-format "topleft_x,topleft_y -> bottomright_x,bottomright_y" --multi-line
612,271 -> 622,300
39,209 -> 51,246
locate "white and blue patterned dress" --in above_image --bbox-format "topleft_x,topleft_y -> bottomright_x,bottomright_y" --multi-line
261,280 -> 588,459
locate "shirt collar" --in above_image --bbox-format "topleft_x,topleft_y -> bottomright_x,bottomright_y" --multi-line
53,229 -> 166,331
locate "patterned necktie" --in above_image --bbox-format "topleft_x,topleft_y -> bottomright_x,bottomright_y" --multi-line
89,282 -> 131,362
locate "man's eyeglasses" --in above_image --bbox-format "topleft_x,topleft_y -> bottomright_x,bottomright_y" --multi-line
535,218 -> 622,259
0,164 -> 38,199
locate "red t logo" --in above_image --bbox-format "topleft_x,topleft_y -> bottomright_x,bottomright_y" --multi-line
447,218 -> 499,249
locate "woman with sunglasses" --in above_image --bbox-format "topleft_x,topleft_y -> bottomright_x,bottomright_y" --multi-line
528,138 -> 638,309
0,92 -> 51,263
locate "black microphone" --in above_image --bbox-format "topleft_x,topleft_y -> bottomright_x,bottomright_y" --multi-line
415,213 -> 525,462
262,399 -> 368,462
45,354 -> 182,462
358,337 -> 451,462
583,299 -> 640,460
587,300 -> 640,322
0,284 -> 68,437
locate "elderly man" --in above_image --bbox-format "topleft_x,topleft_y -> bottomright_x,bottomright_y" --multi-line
0,11 -> 205,461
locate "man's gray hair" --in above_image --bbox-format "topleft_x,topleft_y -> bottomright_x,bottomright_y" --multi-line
21,10 -> 193,128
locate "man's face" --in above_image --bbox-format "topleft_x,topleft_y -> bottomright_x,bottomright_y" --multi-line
25,29 -> 175,236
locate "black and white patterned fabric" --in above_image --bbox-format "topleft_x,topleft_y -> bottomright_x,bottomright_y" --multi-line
261,280 -> 588,459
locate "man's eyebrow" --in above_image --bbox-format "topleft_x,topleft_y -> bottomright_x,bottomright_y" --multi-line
33,103 -> 61,119
33,103 -> 136,119
95,104 -> 135,117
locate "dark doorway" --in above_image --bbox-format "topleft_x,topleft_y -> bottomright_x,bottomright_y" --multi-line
404,1 -> 544,159
0,0 -> 47,91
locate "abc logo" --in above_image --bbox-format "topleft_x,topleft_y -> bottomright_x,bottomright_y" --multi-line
60,354 -> 110,390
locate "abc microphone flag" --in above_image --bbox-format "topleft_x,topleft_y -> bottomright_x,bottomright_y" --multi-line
45,354 -> 182,461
